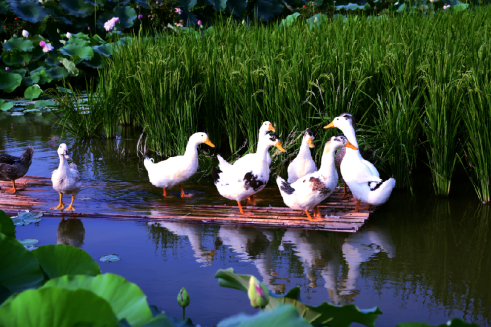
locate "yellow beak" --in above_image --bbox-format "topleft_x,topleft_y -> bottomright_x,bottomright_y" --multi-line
324,121 -> 335,129
345,140 -> 358,150
268,124 -> 275,132
204,138 -> 215,148
275,141 -> 286,152
308,138 -> 315,148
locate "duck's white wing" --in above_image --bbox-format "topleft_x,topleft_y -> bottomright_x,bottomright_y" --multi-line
348,164 -> 382,184
362,159 -> 380,179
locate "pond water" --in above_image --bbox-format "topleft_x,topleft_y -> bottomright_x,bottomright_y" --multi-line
1,112 -> 490,327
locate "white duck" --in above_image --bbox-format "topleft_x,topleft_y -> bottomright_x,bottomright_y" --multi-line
324,113 -> 396,212
287,129 -> 317,183
144,133 -> 215,198
51,143 -> 82,212
212,133 -> 286,215
217,121 -> 275,172
277,135 -> 357,221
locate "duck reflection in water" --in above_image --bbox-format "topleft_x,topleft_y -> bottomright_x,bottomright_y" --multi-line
280,225 -> 396,305
150,218 -> 396,303
155,221 -> 217,266
57,217 -> 86,248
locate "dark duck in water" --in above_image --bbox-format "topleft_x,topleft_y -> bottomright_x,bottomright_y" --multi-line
0,146 -> 34,194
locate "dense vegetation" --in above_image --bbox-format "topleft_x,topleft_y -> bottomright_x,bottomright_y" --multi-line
0,210 -> 481,326
52,8 -> 491,203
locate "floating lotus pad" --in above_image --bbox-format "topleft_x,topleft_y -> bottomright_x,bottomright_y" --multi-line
19,239 -> 39,246
11,211 -> 43,226
99,254 -> 120,262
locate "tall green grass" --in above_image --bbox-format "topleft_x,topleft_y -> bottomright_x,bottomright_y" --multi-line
59,8 -> 491,200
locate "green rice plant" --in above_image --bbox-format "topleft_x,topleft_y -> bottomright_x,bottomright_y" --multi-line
363,84 -> 423,193
420,69 -> 464,196
459,72 -> 491,204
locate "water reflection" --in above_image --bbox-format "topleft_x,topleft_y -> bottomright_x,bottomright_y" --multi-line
56,217 -> 85,248
148,218 -> 397,303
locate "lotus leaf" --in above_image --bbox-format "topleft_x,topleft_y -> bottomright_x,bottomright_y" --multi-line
217,304 -> 311,327
207,0 -> 228,12
215,268 -> 382,327
0,100 -> 14,112
336,3 -> 365,10
279,12 -> 300,28
25,245 -> 38,250
226,0 -> 247,16
0,287 -> 119,327
2,37 -> 34,52
0,1 -> 9,14
0,72 -> 23,93
58,0 -> 95,17
45,274 -> 154,326
254,0 -> 284,21
24,85 -> 43,101
306,14 -> 327,29
2,52 -> 31,66
46,6 -> 73,25
397,3 -> 407,12
11,211 -> 43,226
179,0 -> 198,12
85,0 -> 108,5
9,68 -> 27,77
114,6 -> 138,29
5,0 -> 49,24
83,53 -> 105,69
93,43 -> 114,57
59,43 -> 94,61
0,210 -> 15,237
32,244 -> 101,278
10,112 -> 25,116
0,233 -> 44,293
34,99 -> 58,109
396,318 -> 479,327
100,254 -> 121,262
62,58 -> 80,76
46,67 -> 69,81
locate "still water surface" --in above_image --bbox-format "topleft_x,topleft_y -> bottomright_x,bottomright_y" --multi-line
1,112 -> 490,326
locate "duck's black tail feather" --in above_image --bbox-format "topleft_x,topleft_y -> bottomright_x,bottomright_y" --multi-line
211,166 -> 222,184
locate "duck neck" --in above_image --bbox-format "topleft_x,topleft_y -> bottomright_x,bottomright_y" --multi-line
58,154 -> 70,173
319,148 -> 336,176
184,139 -> 199,160
256,142 -> 272,164
297,138 -> 313,159
341,125 -> 362,158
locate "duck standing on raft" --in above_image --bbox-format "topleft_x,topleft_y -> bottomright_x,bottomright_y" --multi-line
0,146 -> 34,194
324,113 -> 396,212
144,133 -> 215,198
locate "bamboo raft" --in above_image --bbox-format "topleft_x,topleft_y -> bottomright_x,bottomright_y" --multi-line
0,176 -> 374,232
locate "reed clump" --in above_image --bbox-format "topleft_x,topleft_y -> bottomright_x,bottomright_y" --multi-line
60,8 -> 491,202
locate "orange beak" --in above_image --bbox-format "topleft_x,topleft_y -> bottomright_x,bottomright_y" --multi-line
308,138 -> 315,148
268,124 -> 275,132
345,140 -> 358,150
204,138 -> 215,148
275,141 -> 286,152
324,121 -> 335,129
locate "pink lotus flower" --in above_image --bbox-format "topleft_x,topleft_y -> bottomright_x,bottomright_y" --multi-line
197,20 -> 202,26
39,40 -> 46,47
174,22 -> 183,27
42,43 -> 54,53
138,14 -> 143,19
443,4 -> 450,9
5,67 -> 9,71
104,17 -> 119,31
175,8 -> 181,14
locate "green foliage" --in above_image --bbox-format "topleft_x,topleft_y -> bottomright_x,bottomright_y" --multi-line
217,304 -> 311,327
0,72 -> 23,93
0,211 -> 15,238
44,274 -> 154,326
32,244 -> 101,279
0,287 -> 120,327
396,318 -> 479,327
215,268 -> 382,327
24,85 -> 42,100
0,233 -> 44,293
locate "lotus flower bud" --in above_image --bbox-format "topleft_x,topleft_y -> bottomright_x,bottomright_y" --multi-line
39,40 -> 46,47
22,30 -> 29,38
177,287 -> 190,308
247,276 -> 269,309
66,32 -> 72,39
